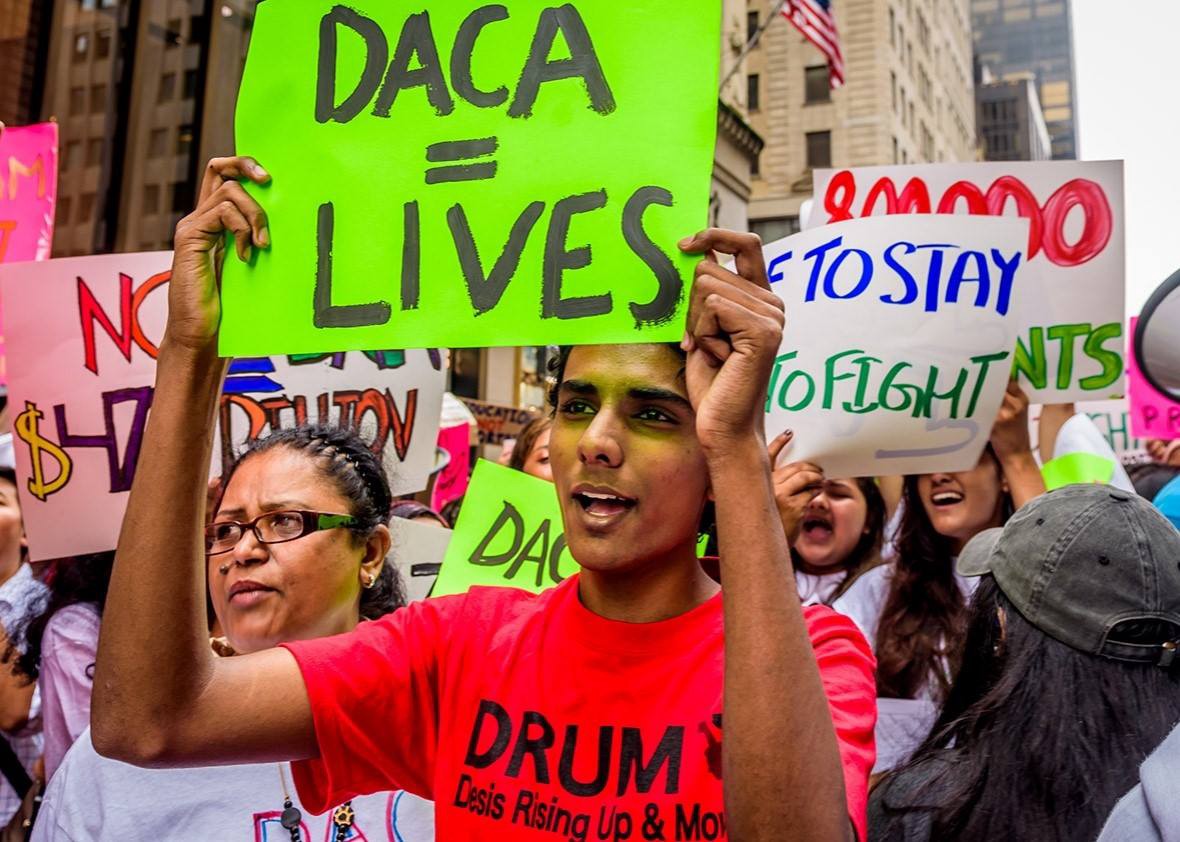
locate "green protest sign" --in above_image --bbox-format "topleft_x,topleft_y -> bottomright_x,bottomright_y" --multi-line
1041,451 -> 1116,491
220,1 -> 721,356
432,459 -> 578,596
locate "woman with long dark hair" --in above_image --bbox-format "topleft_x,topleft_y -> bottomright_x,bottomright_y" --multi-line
868,485 -> 1180,842
835,382 -> 1044,701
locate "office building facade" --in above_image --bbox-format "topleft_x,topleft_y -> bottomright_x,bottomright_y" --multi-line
971,0 -> 1078,159
745,0 -> 977,241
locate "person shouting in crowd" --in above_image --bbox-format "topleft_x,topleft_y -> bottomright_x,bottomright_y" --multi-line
769,433 -> 886,606
508,415 -> 553,482
868,484 -> 1180,842
90,156 -> 876,841
34,427 -> 433,840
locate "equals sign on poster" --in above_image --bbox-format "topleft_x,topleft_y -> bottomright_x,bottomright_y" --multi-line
424,137 -> 499,184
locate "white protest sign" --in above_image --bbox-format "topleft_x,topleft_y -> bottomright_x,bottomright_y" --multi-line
1028,399 -> 1148,464
809,161 -> 1125,404
762,215 -> 1035,477
388,516 -> 452,603
0,252 -> 445,561
216,349 -> 446,496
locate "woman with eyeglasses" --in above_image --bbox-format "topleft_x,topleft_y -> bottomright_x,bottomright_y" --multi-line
89,156 -> 876,841
30,426 -> 434,841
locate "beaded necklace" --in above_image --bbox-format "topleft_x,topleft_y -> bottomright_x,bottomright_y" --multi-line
277,763 -> 354,841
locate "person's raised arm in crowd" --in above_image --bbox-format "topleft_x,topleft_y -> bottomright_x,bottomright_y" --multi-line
988,379 -> 1045,510
682,230 -> 858,841
91,157 -> 318,765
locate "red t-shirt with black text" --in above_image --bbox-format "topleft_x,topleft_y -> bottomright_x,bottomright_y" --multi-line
282,575 -> 877,841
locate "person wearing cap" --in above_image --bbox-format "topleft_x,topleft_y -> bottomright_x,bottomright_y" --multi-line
867,484 -> 1180,842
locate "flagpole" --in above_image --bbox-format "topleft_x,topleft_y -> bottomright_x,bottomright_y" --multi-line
719,0 -> 791,90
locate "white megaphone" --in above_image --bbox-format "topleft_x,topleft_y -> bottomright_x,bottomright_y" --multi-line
1134,267 -> 1180,402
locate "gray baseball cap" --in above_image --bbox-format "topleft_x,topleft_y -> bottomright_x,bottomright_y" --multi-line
958,484 -> 1180,667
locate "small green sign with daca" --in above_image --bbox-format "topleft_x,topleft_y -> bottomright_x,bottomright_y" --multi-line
433,459 -> 578,596
219,0 -> 721,356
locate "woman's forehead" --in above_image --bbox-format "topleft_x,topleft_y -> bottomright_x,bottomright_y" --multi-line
220,447 -> 349,509
563,344 -> 686,390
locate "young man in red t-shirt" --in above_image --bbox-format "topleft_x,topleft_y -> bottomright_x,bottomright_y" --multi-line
92,156 -> 877,840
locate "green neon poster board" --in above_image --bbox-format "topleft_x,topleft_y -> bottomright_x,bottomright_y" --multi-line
220,0 -> 721,356
1041,451 -> 1116,491
432,459 -> 578,596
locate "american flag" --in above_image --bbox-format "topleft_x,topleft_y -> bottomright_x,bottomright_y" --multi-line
782,0 -> 845,88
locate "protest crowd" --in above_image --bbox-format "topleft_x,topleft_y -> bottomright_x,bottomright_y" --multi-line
1,2 -> 1180,841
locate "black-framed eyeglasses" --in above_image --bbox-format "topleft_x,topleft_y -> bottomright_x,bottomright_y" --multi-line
205,510 -> 358,555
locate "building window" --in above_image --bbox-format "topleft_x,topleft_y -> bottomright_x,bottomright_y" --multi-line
85,138 -> 103,167
183,69 -> 199,100
747,74 -> 760,111
166,18 -> 182,47
158,72 -> 176,103
72,33 -> 89,63
148,128 -> 168,158
805,66 -> 830,103
751,152 -> 760,178
90,84 -> 107,113
64,140 -> 81,170
172,181 -> 195,214
747,10 -> 759,43
69,86 -> 85,114
143,184 -> 160,215
96,30 -> 111,59
176,124 -> 194,157
805,131 -> 831,169
751,217 -> 800,243
57,196 -> 72,227
892,136 -> 899,163
889,7 -> 896,47
79,192 -> 96,221
891,71 -> 897,112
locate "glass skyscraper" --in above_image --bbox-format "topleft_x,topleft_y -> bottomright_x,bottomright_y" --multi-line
971,0 -> 1078,160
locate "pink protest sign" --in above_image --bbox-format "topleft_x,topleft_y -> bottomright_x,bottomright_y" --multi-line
0,122 -> 59,264
431,422 -> 472,514
1128,317 -> 1180,440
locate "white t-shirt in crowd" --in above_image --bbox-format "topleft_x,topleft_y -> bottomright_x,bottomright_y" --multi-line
833,562 -> 978,774
833,562 -> 978,699
1052,412 -> 1135,492
33,728 -> 436,841
794,569 -> 850,606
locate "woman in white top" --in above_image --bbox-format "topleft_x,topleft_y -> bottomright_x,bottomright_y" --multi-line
32,425 -> 434,841
835,382 -> 1045,702
769,432 -> 887,606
